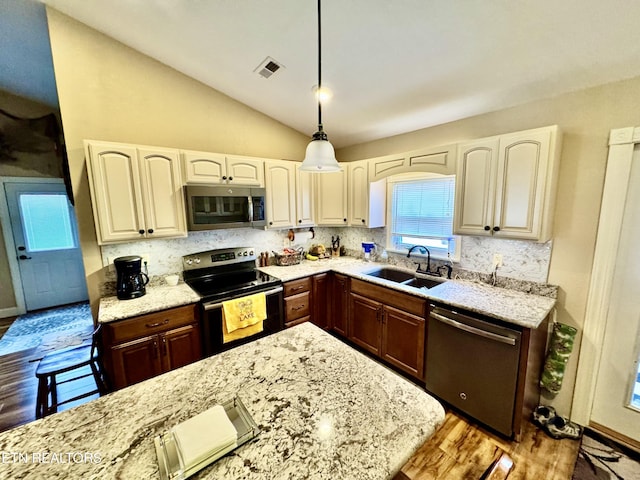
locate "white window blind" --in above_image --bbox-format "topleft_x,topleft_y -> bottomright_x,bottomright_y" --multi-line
389,175 -> 458,259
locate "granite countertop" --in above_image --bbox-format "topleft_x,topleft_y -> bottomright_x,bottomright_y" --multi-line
0,323 -> 445,479
97,257 -> 556,329
98,283 -> 200,323
260,258 -> 556,329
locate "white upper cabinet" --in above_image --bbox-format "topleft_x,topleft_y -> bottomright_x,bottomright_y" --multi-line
264,160 -> 296,229
453,125 -> 561,242
368,144 -> 457,182
85,141 -> 187,244
315,166 -> 348,226
295,166 -> 315,227
348,160 -> 386,228
181,150 -> 264,186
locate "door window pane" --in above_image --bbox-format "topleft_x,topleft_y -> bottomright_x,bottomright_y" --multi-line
19,194 -> 76,251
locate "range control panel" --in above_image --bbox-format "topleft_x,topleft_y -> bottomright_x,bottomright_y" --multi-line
182,247 -> 256,270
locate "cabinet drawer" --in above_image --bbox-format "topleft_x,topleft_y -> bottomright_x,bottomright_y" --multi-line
350,278 -> 425,317
284,291 -> 311,321
104,304 -> 198,344
283,277 -> 311,296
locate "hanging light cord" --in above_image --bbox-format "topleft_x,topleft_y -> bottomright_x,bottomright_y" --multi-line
315,0 -> 327,140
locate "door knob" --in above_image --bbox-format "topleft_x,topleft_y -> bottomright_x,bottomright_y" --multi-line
19,255 -> 32,260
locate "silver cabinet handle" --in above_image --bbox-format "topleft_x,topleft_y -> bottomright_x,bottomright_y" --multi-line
430,311 -> 516,346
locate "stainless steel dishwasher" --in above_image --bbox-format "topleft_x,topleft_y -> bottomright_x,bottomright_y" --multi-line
425,304 -> 522,437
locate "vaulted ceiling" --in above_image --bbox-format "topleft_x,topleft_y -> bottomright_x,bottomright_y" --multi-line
7,0 -> 640,148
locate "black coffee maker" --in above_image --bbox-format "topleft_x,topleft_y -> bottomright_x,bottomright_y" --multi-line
114,256 -> 149,300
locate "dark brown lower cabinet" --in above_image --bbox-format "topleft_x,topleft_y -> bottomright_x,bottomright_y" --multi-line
311,272 -> 330,330
102,304 -> 202,390
348,279 -> 426,380
331,273 -> 349,337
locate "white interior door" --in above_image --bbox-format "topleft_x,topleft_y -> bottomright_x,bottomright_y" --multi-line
589,145 -> 640,444
5,180 -> 88,311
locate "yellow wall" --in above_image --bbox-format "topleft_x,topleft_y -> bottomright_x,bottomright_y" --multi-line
45,9 -> 309,315
338,76 -> 640,414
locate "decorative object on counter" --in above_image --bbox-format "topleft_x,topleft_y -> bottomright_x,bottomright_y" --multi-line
114,255 -> 149,300
539,322 -> 577,397
272,247 -> 303,266
299,0 -> 341,173
308,243 -> 329,258
287,229 -> 295,242
331,235 -> 340,257
155,395 -> 259,480
340,245 -> 346,256
164,275 -> 179,286
308,226 -> 315,239
362,242 -> 376,261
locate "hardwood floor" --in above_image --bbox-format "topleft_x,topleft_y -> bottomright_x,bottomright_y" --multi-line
397,409 -> 580,479
0,342 -> 580,478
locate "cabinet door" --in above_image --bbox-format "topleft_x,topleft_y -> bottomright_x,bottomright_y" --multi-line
493,129 -> 552,239
381,305 -> 425,379
349,160 -> 369,226
225,155 -> 265,186
138,148 -> 187,239
108,336 -> 162,390
315,167 -> 348,225
453,138 -> 499,236
348,293 -> 381,355
264,160 -> 296,229
331,274 -> 349,337
85,142 -> 146,244
161,324 -> 202,372
311,273 -> 330,330
296,167 -> 315,227
181,150 -> 226,184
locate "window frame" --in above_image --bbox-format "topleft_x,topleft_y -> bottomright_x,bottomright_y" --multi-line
385,172 -> 460,262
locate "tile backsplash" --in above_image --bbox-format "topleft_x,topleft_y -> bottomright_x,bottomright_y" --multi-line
101,226 -> 552,287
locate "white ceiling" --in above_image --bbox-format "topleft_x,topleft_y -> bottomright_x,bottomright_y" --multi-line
32,1 -> 640,147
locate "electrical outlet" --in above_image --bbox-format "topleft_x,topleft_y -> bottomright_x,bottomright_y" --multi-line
140,253 -> 150,267
492,253 -> 503,268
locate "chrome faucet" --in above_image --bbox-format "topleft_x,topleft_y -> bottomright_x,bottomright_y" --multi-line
407,245 -> 431,274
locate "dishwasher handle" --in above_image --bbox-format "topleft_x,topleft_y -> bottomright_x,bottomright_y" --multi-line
430,311 -> 516,346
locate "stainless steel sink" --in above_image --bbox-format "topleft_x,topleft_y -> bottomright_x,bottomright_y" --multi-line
363,267 -> 446,289
363,268 -> 415,283
403,277 -> 445,289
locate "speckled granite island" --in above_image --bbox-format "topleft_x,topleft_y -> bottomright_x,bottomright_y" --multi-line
0,323 -> 445,479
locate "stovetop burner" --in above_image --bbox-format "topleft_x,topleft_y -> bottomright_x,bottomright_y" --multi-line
182,247 -> 281,302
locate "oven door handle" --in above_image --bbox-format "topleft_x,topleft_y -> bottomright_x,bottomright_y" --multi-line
203,286 -> 283,311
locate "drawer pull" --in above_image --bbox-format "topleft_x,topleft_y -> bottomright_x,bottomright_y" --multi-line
292,304 -> 306,311
292,286 -> 304,291
146,319 -> 170,328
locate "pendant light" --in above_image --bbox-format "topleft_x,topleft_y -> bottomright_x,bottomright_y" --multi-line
299,0 -> 341,172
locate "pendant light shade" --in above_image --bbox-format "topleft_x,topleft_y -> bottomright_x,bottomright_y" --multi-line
299,0 -> 341,173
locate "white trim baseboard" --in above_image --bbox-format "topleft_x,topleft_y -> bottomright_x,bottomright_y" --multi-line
571,127 -> 640,425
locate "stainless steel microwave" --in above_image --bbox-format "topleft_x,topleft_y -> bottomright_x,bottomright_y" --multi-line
185,185 -> 266,231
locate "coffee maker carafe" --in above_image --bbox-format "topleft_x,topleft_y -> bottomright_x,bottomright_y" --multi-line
114,256 -> 149,300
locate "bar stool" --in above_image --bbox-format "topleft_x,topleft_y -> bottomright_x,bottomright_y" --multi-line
35,325 -> 108,419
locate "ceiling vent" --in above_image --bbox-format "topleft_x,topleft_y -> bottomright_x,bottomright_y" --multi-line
254,56 -> 284,79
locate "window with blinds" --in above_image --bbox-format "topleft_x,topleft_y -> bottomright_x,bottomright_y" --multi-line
388,174 -> 459,260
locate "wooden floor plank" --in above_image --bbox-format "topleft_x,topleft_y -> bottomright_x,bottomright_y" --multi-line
399,410 -> 580,480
